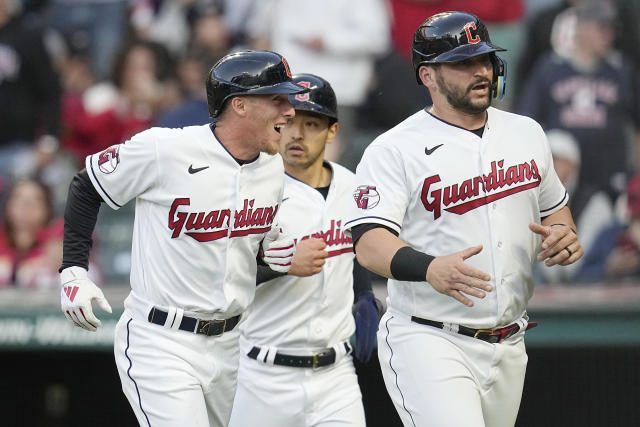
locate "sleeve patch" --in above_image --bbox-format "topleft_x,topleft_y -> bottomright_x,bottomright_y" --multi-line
97,146 -> 120,174
353,185 -> 380,209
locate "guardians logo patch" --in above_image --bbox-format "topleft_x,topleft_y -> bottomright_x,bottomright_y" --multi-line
353,185 -> 380,209
97,146 -> 120,174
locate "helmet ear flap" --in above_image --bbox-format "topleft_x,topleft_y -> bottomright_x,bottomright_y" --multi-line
491,55 -> 507,101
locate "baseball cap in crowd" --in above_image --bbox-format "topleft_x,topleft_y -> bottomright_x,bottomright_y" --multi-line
626,175 -> 640,218
547,129 -> 581,165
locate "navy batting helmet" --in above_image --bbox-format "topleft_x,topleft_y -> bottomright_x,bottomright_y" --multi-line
411,11 -> 507,100
206,50 -> 308,118
288,74 -> 338,120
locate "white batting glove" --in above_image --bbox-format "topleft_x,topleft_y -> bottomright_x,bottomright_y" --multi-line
60,266 -> 112,332
261,227 -> 296,273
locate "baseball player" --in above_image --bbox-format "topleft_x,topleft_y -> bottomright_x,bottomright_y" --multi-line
228,74 -> 379,427
58,50 -> 306,426
345,12 -> 584,427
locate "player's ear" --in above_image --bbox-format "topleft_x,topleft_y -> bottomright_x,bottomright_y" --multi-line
419,65 -> 437,89
325,122 -> 339,144
230,96 -> 248,117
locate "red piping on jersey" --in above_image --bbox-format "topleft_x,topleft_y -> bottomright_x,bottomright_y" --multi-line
229,226 -> 272,237
184,226 -> 272,242
327,247 -> 354,257
446,181 -> 541,215
185,230 -> 228,241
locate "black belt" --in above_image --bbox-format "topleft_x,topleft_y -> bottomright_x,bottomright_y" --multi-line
411,316 -> 537,344
247,342 -> 352,369
148,307 -> 240,337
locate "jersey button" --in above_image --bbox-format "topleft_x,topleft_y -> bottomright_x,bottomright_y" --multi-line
497,241 -> 502,248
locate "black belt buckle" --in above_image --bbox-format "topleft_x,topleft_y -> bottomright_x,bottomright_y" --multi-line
199,319 -> 225,337
313,349 -> 336,369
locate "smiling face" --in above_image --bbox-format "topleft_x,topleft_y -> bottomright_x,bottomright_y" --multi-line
242,93 -> 296,155
279,110 -> 337,170
432,54 -> 494,114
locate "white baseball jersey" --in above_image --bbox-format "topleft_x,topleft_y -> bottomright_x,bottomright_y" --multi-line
346,107 -> 568,328
86,124 -> 285,317
240,162 -> 356,350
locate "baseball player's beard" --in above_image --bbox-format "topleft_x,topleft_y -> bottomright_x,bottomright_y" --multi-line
436,73 -> 491,115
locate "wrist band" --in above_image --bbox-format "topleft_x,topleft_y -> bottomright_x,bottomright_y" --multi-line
390,246 -> 435,282
550,223 -> 577,235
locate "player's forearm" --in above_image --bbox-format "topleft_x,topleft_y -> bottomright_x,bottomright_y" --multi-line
354,228 -> 408,278
541,206 -> 577,234
60,169 -> 103,271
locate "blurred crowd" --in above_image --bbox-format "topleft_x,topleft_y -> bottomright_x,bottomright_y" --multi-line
0,0 -> 639,289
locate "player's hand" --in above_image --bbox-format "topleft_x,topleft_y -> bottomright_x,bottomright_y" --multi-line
529,223 -> 583,267
261,227 -> 296,273
60,266 -> 112,332
426,245 -> 492,307
353,291 -> 380,363
287,238 -> 328,277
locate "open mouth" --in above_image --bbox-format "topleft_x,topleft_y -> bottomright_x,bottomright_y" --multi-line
471,82 -> 489,92
274,124 -> 284,134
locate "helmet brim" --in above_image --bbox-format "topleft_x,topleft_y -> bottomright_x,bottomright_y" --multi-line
289,100 -> 338,120
247,81 -> 310,95
427,42 -> 506,63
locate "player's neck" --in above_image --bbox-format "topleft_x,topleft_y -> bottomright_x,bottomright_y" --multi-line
286,160 -> 331,188
213,123 -> 261,160
428,104 -> 487,130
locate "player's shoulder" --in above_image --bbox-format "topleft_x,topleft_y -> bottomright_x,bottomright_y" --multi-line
489,107 -> 544,135
367,109 -> 427,151
257,151 -> 285,172
327,161 -> 355,180
128,124 -> 210,146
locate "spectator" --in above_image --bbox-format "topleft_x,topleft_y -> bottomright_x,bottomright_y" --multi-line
217,0 -> 255,47
578,174 -> 640,283
0,0 -> 61,182
246,0 -> 391,169
154,44 -> 219,128
61,40 -> 177,163
516,0 -> 640,98
189,3 -> 231,59
47,0 -> 128,80
130,0 -> 192,57
153,5 -> 231,129
535,129 -> 614,283
516,0 -> 640,202
0,178 -> 63,289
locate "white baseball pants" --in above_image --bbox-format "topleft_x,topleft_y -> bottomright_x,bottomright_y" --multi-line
113,311 -> 240,427
377,309 -> 528,427
228,342 -> 365,427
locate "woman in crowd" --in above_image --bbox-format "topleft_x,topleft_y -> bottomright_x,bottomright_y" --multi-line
0,178 -> 72,289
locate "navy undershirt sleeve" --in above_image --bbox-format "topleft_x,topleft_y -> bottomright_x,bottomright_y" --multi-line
59,169 -> 104,271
